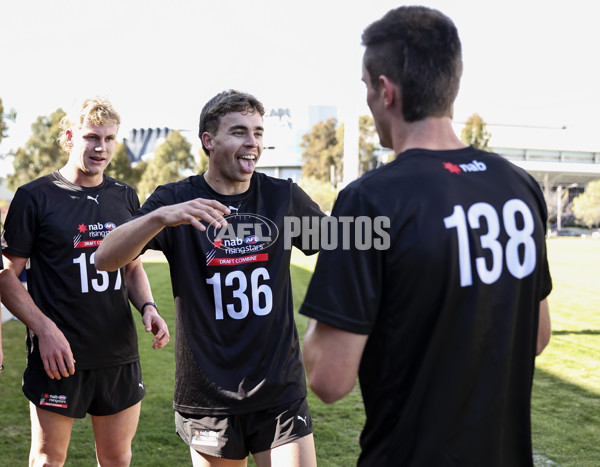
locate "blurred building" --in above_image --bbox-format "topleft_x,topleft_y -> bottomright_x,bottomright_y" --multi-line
122,127 -> 173,164
257,106 -> 337,182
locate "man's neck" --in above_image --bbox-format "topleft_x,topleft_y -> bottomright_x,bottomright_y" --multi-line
58,165 -> 103,187
203,171 -> 251,196
392,116 -> 467,154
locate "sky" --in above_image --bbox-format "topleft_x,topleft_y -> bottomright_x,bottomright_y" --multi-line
1,0 -> 599,176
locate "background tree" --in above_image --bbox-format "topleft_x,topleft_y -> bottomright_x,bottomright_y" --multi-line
300,117 -> 343,184
197,150 -> 209,174
7,108 -> 67,191
461,113 -> 491,150
572,180 -> 600,228
298,176 -> 337,213
0,97 -> 17,145
359,115 -> 378,175
104,142 -> 141,188
137,130 -> 195,200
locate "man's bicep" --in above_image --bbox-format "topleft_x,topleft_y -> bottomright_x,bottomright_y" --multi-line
2,253 -> 28,276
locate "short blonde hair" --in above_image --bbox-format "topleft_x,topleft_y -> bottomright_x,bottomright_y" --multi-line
58,96 -> 121,152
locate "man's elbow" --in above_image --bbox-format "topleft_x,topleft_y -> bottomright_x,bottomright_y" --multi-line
536,299 -> 551,356
307,373 -> 353,404
536,330 -> 551,355
94,247 -> 119,272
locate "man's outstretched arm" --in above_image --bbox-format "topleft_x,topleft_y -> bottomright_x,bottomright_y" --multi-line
95,198 -> 230,271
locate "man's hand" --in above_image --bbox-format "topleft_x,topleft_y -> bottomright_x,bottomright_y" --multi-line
142,308 -> 170,350
157,198 -> 230,231
36,321 -> 76,380
0,256 -> 75,380
96,197 -> 230,272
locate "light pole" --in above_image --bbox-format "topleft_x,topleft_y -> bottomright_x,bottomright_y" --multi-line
556,183 -> 578,230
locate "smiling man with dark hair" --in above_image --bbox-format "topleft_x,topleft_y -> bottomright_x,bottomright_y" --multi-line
96,90 -> 322,467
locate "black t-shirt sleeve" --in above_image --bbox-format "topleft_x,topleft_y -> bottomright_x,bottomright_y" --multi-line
290,182 -> 326,255
300,186 -> 381,334
1,187 -> 37,259
529,175 -> 553,300
133,184 -> 173,252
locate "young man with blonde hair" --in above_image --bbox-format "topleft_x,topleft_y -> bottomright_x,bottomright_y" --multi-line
1,96 -> 169,466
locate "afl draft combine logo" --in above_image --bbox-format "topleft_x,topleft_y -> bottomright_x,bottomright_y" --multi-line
73,221 -> 117,248
205,213 -> 279,266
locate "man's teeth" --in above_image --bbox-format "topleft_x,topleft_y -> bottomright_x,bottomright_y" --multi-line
240,155 -> 255,159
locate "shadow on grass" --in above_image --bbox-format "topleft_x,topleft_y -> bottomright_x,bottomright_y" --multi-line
551,329 -> 600,336
532,367 -> 600,467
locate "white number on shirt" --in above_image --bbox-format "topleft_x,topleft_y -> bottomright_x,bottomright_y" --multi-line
206,267 -> 273,320
73,252 -> 122,293
443,199 -> 536,287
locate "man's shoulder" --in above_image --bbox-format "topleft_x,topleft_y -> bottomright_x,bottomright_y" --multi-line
164,174 -> 200,189
103,175 -> 137,192
17,172 -> 57,192
143,175 -> 201,205
341,161 -> 396,195
254,171 -> 293,187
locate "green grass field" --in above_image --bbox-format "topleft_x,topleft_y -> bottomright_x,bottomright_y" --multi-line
0,238 -> 598,466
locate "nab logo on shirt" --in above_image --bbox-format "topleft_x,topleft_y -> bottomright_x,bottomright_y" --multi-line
443,160 -> 487,174
206,214 -> 278,250
205,213 -> 278,267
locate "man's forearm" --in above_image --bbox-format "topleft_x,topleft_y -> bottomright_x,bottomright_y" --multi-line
124,258 -> 154,311
0,268 -> 55,334
95,213 -> 164,271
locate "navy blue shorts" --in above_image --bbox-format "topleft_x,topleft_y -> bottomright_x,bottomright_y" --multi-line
23,362 -> 145,419
175,398 -> 313,460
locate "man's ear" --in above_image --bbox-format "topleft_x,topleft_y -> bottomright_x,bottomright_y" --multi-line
379,75 -> 398,109
66,129 -> 74,146
201,132 -> 214,152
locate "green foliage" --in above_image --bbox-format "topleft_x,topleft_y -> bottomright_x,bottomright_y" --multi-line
104,142 -> 142,188
197,150 -> 209,174
461,113 -> 491,150
137,130 -> 196,200
298,176 -> 338,213
300,117 -> 343,184
300,115 -> 389,186
7,108 -> 67,191
0,97 -> 17,144
358,115 -> 378,175
572,180 -> 600,228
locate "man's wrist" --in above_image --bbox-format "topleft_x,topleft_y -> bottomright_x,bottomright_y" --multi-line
140,301 -> 159,316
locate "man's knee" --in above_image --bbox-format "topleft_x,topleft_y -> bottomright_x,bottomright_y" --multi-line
29,447 -> 68,467
96,445 -> 133,467
29,405 -> 73,467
